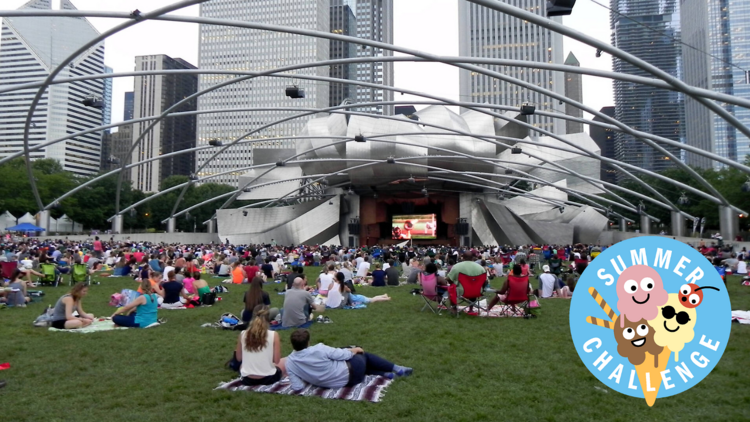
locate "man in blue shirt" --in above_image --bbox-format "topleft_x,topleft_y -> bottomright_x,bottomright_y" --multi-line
284,329 -> 412,391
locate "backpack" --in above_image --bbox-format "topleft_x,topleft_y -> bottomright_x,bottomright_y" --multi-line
201,291 -> 217,306
213,285 -> 228,293
33,305 -> 54,327
218,312 -> 240,329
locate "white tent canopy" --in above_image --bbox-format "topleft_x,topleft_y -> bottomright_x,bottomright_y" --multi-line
0,211 -> 16,230
17,212 -> 35,225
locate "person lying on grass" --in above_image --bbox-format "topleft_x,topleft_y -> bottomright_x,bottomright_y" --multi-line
111,278 -> 159,328
326,272 -> 391,308
234,305 -> 286,386
50,282 -> 94,329
284,329 -> 412,392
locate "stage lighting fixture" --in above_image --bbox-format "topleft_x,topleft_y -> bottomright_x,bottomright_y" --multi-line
208,139 -> 222,147
520,103 -> 536,115
595,48 -> 602,58
678,192 -> 690,205
188,173 -> 199,181
373,193 -> 378,199
354,134 -> 366,142
408,175 -> 415,184
347,187 -> 354,195
329,200 -> 333,205
421,187 -> 428,196
276,161 -> 285,167
546,0 -> 576,16
386,156 -> 396,164
511,147 -> 522,154
242,210 -> 248,217
285,86 -> 305,98
505,169 -> 513,175
559,206 -> 565,214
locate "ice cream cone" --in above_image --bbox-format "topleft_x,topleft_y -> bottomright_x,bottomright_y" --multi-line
634,347 -> 671,407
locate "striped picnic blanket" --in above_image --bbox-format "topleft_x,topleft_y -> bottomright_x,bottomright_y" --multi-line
215,375 -> 392,402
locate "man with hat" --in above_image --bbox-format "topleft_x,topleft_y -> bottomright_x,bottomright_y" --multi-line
537,264 -> 560,298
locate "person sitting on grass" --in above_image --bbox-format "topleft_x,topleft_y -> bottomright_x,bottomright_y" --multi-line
111,278 -> 159,328
282,277 -> 324,327
234,305 -> 286,386
370,263 -> 386,287
385,260 -> 400,286
50,282 -> 95,329
191,272 -> 211,303
284,329 -> 412,392
243,276 -> 278,323
231,261 -> 247,285
161,270 -> 193,309
4,267 -> 41,307
316,264 -> 336,295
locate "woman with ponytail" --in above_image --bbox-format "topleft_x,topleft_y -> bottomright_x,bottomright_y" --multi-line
234,305 -> 284,386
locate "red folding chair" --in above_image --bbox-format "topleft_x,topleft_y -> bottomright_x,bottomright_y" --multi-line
499,275 -> 532,317
1,262 -> 18,279
454,272 -> 488,317
419,272 -> 447,314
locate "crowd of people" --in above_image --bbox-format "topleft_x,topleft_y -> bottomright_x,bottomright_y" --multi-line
2,235 -> 746,390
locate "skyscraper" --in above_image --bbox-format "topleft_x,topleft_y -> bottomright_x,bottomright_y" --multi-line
0,0 -> 105,176
330,0 -> 357,107
590,106 -> 617,185
458,0 -> 566,134
197,0 -> 330,186
610,0 -> 685,177
354,0 -> 394,115
123,91 -> 134,121
564,52 -> 583,134
682,0 -> 750,168
103,66 -> 113,132
130,55 -> 197,193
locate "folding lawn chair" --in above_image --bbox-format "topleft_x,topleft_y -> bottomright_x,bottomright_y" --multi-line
1,261 -> 18,280
38,263 -> 61,286
70,263 -> 90,286
455,272 -> 488,317
498,275 -> 532,317
419,272 -> 447,314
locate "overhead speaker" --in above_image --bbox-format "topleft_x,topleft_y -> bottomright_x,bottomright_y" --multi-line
285,86 -> 305,98
348,223 -> 360,235
546,0 -> 576,16
456,222 -> 470,236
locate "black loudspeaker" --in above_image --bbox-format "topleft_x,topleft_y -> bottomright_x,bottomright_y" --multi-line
546,0 -> 576,16
456,223 -> 469,236
348,223 -> 360,235
285,86 -> 305,98
463,236 -> 471,247
348,236 -> 355,248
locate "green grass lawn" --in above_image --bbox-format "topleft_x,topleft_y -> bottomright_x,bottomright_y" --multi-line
1,268 -> 749,422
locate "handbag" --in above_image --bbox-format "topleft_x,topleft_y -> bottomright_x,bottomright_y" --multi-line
201,291 -> 217,305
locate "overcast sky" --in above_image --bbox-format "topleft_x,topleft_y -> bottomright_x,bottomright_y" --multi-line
3,0 -> 613,130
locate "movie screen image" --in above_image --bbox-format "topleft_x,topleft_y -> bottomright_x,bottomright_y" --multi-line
391,214 -> 437,240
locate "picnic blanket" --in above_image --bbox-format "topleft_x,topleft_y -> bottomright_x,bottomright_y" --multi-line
457,305 -> 527,317
732,310 -> 750,324
49,319 -> 161,332
49,319 -> 127,333
269,320 -> 313,331
215,375 -> 392,402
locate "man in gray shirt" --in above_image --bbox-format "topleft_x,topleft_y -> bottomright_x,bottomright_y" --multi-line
282,278 -> 321,327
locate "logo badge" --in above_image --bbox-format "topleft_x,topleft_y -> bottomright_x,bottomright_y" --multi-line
570,237 -> 731,406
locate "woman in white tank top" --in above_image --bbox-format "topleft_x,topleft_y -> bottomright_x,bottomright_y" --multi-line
234,305 -> 285,386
